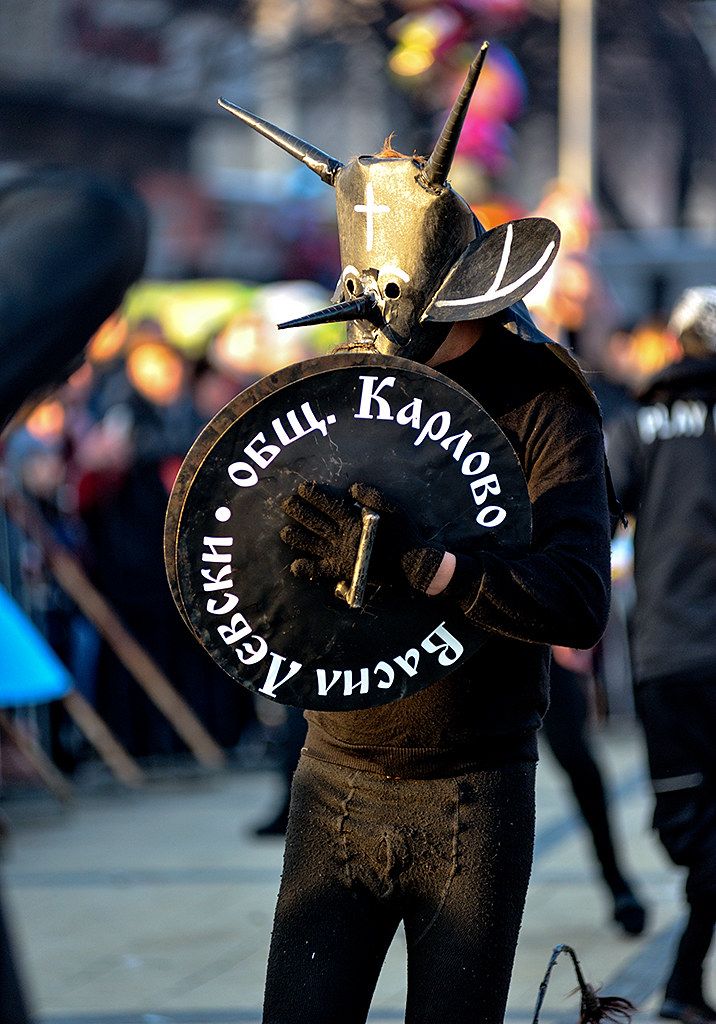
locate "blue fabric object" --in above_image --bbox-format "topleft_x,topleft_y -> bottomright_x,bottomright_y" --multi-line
0,586 -> 72,707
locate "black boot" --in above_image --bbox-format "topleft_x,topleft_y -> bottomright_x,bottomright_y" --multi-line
660,998 -> 716,1024
660,902 -> 716,1023
611,884 -> 648,936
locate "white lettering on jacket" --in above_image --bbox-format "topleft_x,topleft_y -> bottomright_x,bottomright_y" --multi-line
637,400 -> 708,443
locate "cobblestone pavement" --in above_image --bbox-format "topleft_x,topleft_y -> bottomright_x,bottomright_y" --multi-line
1,726 -> 713,1023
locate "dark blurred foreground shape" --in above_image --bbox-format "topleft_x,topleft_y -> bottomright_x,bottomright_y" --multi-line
0,166 -> 148,429
0,880 -> 30,1024
0,164 -> 148,1024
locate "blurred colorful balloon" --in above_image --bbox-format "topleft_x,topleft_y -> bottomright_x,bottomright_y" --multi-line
456,116 -> 513,174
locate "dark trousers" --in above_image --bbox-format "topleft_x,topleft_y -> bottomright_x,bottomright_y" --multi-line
263,756 -> 535,1024
542,663 -> 627,892
635,675 -> 716,902
634,674 -> 716,1000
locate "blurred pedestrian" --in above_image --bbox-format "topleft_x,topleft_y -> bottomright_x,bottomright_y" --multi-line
76,336 -> 198,755
77,337 -> 250,755
543,647 -> 646,936
607,287 -> 716,1023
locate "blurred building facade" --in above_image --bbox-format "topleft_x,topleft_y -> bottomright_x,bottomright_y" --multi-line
0,0 -> 714,313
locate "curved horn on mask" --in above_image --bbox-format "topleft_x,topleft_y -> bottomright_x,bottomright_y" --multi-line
278,294 -> 382,330
421,42 -> 489,189
218,99 -> 343,186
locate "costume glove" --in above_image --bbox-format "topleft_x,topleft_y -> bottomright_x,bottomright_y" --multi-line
280,480 -> 445,594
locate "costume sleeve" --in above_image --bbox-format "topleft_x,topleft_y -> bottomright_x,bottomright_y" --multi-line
444,386 -> 612,649
604,410 -> 644,517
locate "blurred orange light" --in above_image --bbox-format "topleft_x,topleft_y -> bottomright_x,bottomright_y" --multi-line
126,342 -> 185,406
629,324 -> 681,379
25,400 -> 65,442
533,181 -> 597,254
87,313 -> 128,364
472,199 -> 527,230
212,319 -> 263,375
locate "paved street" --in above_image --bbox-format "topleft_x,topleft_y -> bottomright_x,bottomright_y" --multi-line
1,725 -> 713,1024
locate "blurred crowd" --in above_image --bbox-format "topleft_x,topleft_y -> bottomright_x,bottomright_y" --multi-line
0,167 -> 713,1022
0,168 -> 700,783
0,276 -> 681,770
0,285 -> 339,768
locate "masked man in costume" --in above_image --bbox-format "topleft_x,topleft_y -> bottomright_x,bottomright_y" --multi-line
607,288 -> 716,1024
220,45 -> 615,1024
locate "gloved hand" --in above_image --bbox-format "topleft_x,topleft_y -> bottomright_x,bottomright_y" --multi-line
280,480 -> 445,594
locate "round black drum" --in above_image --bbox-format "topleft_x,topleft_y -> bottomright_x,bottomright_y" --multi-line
165,352 -> 531,711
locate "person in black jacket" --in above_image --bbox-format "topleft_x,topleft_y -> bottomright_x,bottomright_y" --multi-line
543,648 -> 646,937
607,287 -> 716,1024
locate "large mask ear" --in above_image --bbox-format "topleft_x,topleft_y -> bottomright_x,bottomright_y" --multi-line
423,217 -> 560,322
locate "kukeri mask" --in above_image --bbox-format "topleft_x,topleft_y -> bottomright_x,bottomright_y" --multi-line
219,43 -> 560,363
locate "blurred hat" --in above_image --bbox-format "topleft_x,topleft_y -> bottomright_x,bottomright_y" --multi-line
669,287 -> 716,354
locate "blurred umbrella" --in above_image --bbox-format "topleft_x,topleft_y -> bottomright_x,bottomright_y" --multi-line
389,8 -> 463,77
210,312 -> 268,382
0,586 -> 72,708
526,181 -> 601,335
